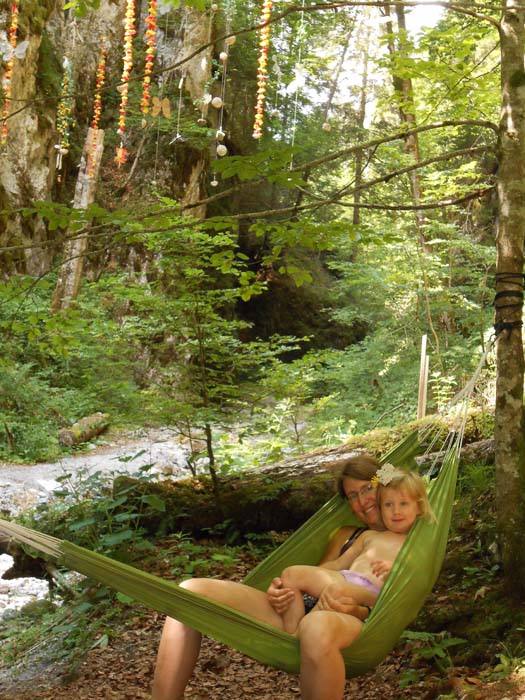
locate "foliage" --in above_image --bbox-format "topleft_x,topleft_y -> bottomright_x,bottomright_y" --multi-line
17,464 -> 165,557
0,0 -> 499,475
401,630 -> 467,674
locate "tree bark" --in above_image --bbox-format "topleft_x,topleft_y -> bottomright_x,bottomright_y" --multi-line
384,4 -> 442,363
383,5 -> 426,239
51,127 -> 104,312
58,412 -> 110,447
494,1 -> 525,598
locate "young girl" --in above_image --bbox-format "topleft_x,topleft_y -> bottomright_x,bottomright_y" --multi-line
278,465 -> 435,634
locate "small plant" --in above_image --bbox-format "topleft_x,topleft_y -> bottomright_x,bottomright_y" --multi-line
401,630 -> 467,674
398,667 -> 426,689
490,637 -> 525,679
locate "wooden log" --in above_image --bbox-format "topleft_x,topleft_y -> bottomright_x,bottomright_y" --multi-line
114,435 -> 495,539
4,436 -> 495,579
58,412 -> 110,447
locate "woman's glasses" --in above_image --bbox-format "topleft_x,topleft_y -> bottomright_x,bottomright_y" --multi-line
346,483 -> 376,502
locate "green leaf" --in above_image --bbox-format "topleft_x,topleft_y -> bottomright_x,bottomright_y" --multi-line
116,592 -> 135,605
140,494 -> 166,512
69,517 -> 97,531
100,530 -> 134,546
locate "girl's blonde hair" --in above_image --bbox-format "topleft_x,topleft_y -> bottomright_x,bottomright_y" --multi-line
378,469 -> 436,523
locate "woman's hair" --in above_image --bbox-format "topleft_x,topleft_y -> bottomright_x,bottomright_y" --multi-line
334,453 -> 381,499
378,469 -> 435,523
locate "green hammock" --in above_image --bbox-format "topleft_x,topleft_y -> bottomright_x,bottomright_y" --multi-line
0,427 -> 459,677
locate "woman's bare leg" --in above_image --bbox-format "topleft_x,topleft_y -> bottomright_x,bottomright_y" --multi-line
297,610 -> 363,700
151,577 -> 285,699
152,617 -> 202,700
280,565 -> 344,634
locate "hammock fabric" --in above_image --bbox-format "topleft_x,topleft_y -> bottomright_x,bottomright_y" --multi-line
0,429 -> 458,677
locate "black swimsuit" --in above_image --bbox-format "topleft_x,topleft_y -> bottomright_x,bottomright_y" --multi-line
303,527 -> 368,613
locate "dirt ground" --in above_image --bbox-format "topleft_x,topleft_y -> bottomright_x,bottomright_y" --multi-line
1,606 -> 524,700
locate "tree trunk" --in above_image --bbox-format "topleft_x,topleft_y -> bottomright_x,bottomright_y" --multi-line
394,4 -> 427,238
51,127 -> 104,312
384,4 -> 442,363
58,412 -> 110,447
353,23 -> 371,227
384,4 -> 427,243
494,1 -> 525,599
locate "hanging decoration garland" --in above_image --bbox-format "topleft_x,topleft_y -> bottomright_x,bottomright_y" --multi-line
115,0 -> 136,166
169,75 -> 184,143
196,3 -> 217,126
212,38 -> 233,159
140,0 -> 157,124
252,0 -> 272,140
55,57 -> 75,175
88,41 -> 107,179
1,1 -> 19,146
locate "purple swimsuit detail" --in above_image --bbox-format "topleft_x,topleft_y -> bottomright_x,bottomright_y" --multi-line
338,570 -> 381,595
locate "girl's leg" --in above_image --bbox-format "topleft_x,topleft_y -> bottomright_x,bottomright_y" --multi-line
311,579 -> 377,613
297,610 -> 363,700
280,566 -> 343,634
151,577 -> 285,699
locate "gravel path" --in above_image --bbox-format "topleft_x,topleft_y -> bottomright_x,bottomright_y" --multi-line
0,427 -> 194,516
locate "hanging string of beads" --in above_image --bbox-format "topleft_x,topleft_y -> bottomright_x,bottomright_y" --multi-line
197,3 -> 218,127
214,36 -> 234,159
169,75 -> 184,143
140,0 -> 157,125
88,41 -> 107,179
115,0 -> 136,166
1,1 -> 19,146
151,1 -> 172,185
55,57 -> 75,176
252,0 -> 272,140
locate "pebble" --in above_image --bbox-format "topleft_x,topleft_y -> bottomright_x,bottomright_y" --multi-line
0,553 -> 49,619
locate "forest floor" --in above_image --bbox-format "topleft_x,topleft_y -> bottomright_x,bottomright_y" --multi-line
2,618 -> 524,700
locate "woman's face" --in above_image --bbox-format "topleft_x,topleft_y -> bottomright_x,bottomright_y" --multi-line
342,477 -> 385,530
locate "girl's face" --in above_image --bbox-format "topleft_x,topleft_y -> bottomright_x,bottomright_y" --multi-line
342,477 -> 384,530
380,486 -> 421,534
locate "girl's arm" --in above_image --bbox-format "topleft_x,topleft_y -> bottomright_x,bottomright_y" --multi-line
371,559 -> 394,580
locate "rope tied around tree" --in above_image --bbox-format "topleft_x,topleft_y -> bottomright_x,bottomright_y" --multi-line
493,271 -> 524,337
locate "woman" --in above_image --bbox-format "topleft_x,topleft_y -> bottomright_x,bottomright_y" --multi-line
151,453 -> 385,700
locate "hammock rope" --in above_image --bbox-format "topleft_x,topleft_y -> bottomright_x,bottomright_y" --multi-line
0,351 -> 488,676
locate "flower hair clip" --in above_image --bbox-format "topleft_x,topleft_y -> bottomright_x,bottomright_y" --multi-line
371,463 -> 399,486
